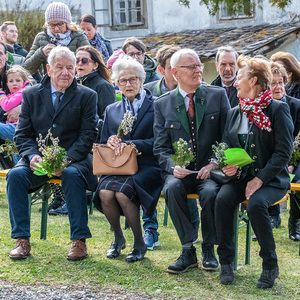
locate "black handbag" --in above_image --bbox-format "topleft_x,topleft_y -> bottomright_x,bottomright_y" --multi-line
210,123 -> 253,184
210,169 -> 236,184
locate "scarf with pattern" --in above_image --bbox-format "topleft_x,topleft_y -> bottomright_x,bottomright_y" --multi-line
47,29 -> 71,46
239,90 -> 273,132
89,33 -> 109,63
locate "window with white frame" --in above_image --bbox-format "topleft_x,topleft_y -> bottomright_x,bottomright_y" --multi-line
112,0 -> 145,27
219,0 -> 255,20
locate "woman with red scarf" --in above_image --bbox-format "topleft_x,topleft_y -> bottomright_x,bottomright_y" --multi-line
214,56 -> 294,289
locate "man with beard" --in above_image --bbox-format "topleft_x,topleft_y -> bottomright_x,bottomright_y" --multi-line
211,46 -> 239,108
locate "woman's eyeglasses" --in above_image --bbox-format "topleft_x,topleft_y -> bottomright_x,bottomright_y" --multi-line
76,57 -> 94,65
48,21 -> 65,28
118,77 -> 138,86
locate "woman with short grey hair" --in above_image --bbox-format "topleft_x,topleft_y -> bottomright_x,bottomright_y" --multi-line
93,55 -> 163,263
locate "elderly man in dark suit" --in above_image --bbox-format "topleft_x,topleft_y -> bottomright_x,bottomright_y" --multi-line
153,48 -> 230,274
7,46 -> 98,261
211,46 -> 239,108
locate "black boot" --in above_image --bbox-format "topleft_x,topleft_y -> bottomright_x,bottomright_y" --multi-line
167,245 -> 198,274
220,263 -> 234,285
288,217 -> 300,241
256,266 -> 279,289
201,242 -> 218,271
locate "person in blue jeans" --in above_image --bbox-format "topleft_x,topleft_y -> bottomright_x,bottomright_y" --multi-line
142,45 -> 200,250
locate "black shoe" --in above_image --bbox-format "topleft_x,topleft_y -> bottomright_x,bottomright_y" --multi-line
270,215 -> 281,229
289,217 -> 300,241
252,234 -> 257,241
220,263 -> 234,285
39,186 -> 65,212
256,266 -> 279,289
125,246 -> 147,263
48,202 -> 68,215
107,239 -> 126,259
201,242 -> 218,271
167,246 -> 198,274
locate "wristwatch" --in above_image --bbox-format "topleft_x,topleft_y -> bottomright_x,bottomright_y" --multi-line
66,156 -> 75,167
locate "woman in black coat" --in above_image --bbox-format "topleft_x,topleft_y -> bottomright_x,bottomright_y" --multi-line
214,56 -> 294,288
75,45 -> 115,123
93,55 -> 163,263
270,51 -> 300,100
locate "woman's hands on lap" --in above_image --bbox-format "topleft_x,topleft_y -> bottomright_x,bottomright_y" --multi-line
245,177 -> 263,200
107,135 -> 127,156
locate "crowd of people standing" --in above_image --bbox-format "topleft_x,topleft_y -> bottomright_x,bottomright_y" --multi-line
0,0 -> 300,291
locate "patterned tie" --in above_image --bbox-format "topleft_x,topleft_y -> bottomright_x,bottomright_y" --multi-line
224,86 -> 230,98
187,93 -> 195,118
54,92 -> 63,112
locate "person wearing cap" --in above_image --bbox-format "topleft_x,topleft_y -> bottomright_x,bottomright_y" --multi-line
23,1 -> 89,77
79,14 -> 113,64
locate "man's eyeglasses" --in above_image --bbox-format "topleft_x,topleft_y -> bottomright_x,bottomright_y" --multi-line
179,63 -> 204,71
118,77 -> 139,86
127,52 -> 144,58
271,81 -> 284,87
76,57 -> 94,65
48,21 -> 65,28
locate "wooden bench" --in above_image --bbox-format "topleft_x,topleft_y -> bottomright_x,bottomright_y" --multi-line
0,169 -> 94,240
162,187 -> 299,270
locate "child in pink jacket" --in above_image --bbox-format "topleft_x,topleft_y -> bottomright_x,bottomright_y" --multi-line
0,65 -> 31,141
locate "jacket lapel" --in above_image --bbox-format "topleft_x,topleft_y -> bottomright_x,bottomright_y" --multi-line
175,87 -> 190,135
39,84 -> 54,118
131,95 -> 151,134
195,85 -> 206,131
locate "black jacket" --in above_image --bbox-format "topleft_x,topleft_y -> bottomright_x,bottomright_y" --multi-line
223,100 -> 294,189
77,71 -> 115,120
14,75 -> 98,190
13,43 -> 28,57
211,74 -> 239,108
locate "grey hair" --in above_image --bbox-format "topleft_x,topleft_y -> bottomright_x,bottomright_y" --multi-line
170,48 -> 199,68
47,46 -> 76,67
215,46 -> 238,63
111,54 -> 146,83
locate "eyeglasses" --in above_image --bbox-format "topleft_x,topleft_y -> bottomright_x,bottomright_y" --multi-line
48,21 -> 65,28
271,81 -> 284,87
118,77 -> 139,86
179,63 -> 204,71
76,57 -> 94,65
127,52 -> 144,58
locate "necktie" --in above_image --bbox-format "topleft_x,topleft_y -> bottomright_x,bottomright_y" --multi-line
54,92 -> 63,112
224,86 -> 230,98
187,93 -> 195,118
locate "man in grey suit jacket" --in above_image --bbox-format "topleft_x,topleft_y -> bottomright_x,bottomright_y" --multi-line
7,47 -> 98,261
153,49 -> 230,274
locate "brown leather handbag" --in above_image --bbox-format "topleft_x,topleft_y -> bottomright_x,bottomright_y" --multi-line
93,142 -> 140,175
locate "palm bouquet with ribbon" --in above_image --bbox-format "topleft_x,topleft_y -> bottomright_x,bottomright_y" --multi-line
33,129 -> 67,178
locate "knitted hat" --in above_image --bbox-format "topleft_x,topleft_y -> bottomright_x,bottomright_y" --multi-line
107,50 -> 125,69
45,2 -> 72,24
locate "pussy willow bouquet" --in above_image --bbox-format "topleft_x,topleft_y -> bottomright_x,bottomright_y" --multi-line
0,139 -> 18,161
33,129 -> 67,177
290,131 -> 300,166
212,142 -> 229,169
171,138 -> 194,168
117,110 -> 136,138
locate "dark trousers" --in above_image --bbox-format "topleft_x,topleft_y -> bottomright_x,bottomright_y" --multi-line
164,173 -> 219,245
7,165 -> 91,240
215,173 -> 287,270
290,164 -> 300,220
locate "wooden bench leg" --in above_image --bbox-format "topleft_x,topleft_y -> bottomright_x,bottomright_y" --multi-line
245,218 -> 251,265
233,205 -> 239,270
163,202 -> 169,226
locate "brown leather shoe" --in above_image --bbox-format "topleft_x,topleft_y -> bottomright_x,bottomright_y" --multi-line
67,239 -> 87,261
9,239 -> 31,260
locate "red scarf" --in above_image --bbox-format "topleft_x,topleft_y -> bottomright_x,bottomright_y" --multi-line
239,90 -> 273,132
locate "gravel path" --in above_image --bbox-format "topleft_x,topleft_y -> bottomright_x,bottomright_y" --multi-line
0,281 -> 158,300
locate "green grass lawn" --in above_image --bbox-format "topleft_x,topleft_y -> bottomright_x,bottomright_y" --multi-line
0,177 -> 299,299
